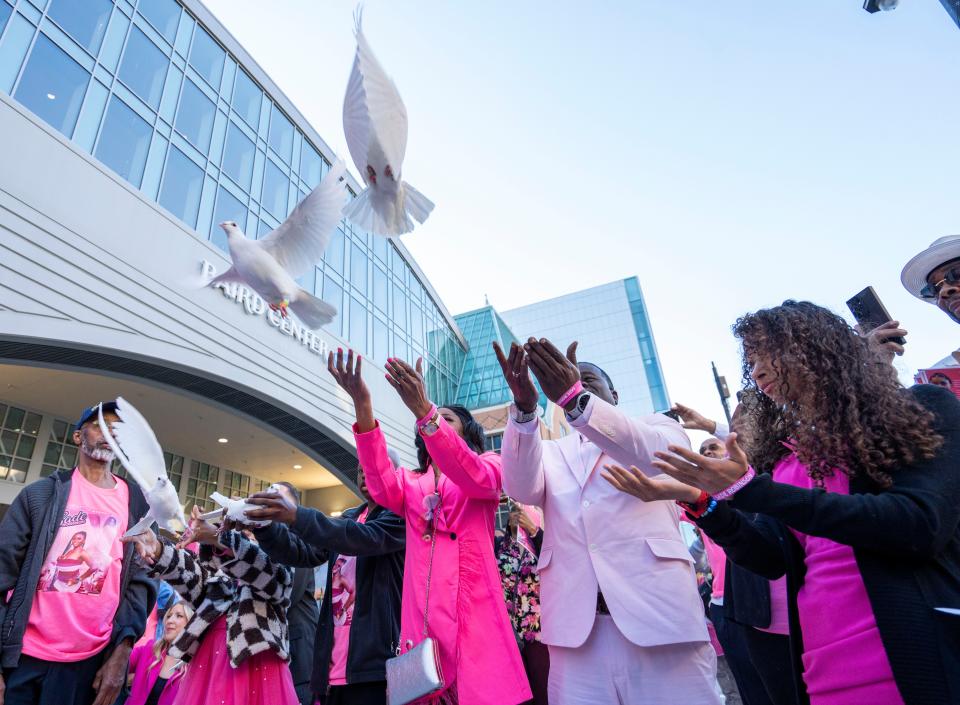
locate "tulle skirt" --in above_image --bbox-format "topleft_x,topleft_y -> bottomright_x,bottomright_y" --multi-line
172,616 -> 299,705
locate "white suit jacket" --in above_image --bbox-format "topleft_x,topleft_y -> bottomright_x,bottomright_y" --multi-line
502,396 -> 709,649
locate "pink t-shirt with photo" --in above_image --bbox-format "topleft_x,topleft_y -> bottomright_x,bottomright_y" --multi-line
22,469 -> 129,662
328,507 -> 368,686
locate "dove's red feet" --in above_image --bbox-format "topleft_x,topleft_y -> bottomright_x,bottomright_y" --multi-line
366,164 -> 377,184
269,301 -> 290,319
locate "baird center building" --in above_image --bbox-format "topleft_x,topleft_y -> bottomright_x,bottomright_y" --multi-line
0,0 -> 468,516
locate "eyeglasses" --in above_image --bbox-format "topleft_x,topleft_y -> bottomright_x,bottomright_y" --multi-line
422,492 -> 440,541
920,266 -> 960,299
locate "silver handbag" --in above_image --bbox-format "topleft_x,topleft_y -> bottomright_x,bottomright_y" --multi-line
386,493 -> 445,705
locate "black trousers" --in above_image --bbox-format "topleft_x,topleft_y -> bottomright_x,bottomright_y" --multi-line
3,650 -> 108,705
710,603 -> 799,705
324,681 -> 388,705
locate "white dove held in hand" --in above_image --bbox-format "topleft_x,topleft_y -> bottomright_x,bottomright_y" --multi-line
97,399 -> 187,537
210,492 -> 271,529
342,10 -> 434,236
208,160 -> 348,329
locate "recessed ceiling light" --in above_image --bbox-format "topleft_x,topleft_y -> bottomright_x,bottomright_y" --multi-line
217,437 -> 228,444
46,93 -> 56,100
293,464 -> 302,469
330,510 -> 342,517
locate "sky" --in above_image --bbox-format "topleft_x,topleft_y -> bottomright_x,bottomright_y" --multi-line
203,0 -> 960,424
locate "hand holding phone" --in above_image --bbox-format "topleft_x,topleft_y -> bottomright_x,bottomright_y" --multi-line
846,287 -> 907,346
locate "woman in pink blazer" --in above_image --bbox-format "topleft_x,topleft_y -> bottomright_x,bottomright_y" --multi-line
126,601 -> 193,705
328,349 -> 531,705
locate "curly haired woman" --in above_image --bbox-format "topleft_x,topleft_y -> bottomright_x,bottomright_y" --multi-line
604,301 -> 960,705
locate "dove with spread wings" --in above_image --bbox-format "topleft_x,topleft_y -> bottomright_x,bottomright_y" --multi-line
210,159 -> 347,328
342,11 -> 434,236
97,398 -> 187,538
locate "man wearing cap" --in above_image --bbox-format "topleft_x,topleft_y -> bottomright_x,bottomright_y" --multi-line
901,235 -> 960,362
0,402 -> 157,705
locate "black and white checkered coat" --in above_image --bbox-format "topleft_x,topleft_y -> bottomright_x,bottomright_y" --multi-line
151,530 -> 293,668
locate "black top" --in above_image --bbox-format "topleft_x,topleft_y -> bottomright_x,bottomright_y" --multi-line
144,676 -> 168,705
255,503 -> 405,702
697,384 -> 960,705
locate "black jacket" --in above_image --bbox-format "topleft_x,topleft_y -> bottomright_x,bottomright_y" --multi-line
288,566 -> 320,703
256,503 -> 405,701
0,468 -> 158,667
698,385 -> 960,705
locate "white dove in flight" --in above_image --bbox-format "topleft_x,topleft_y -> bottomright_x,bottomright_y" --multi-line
342,10 -> 434,236
209,160 -> 348,328
97,399 -> 187,538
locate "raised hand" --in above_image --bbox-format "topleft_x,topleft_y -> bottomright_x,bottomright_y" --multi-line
651,433 -> 751,496
384,357 -> 433,420
493,341 -> 538,413
602,464 -> 702,503
184,505 -> 221,547
246,489 -> 298,525
524,338 -> 580,410
328,348 -> 375,432
671,403 -> 719,434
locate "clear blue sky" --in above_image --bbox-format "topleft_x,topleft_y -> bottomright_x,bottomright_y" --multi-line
204,0 -> 960,423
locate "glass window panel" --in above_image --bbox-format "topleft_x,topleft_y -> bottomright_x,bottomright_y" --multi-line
159,145 -> 203,227
5,408 -> 24,432
0,4 -> 10,36
14,33 -> 89,136
189,25 -> 224,88
300,142 -> 324,189
350,297 -> 367,353
374,316 -> 388,361
16,435 -> 35,458
95,95 -> 152,187
267,105 -> 293,162
23,413 -> 41,436
373,265 -> 387,312
373,234 -> 388,263
174,78 -> 215,151
350,244 -> 367,296
138,0 -> 180,43
232,67 -> 260,129
322,276 -> 343,312
47,0 -> 112,54
222,121 -> 254,190
393,286 -> 407,329
118,26 -> 167,110
262,159 -> 288,218
210,186 -> 246,249
325,228 -> 345,273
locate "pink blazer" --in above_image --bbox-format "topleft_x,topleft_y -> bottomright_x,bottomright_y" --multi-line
356,419 -> 531,705
126,643 -> 183,705
502,396 -> 709,649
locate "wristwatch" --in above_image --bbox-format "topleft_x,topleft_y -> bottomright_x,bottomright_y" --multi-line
420,408 -> 441,436
513,406 -> 537,424
565,392 -> 591,421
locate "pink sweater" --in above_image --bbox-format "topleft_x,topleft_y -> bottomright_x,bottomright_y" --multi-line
356,419 -> 531,705
774,454 -> 903,705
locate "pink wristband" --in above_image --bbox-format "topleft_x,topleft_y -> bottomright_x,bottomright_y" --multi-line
557,381 -> 584,408
712,466 -> 757,501
416,404 -> 438,428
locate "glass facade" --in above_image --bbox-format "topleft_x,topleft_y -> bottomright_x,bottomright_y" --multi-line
0,403 -> 40,483
0,0 -> 465,402
453,306 -> 546,411
500,278 -> 670,417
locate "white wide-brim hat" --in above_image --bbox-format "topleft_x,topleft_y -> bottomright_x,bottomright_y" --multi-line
901,235 -> 960,300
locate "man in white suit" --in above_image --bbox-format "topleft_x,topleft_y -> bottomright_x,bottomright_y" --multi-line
494,338 -> 722,705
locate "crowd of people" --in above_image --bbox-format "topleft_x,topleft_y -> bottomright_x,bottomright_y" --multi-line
0,234 -> 955,705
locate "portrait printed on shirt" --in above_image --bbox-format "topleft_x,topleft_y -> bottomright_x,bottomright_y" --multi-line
330,555 -> 358,627
38,506 -> 122,594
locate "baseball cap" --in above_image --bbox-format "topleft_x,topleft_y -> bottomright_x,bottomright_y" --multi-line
76,401 -> 119,429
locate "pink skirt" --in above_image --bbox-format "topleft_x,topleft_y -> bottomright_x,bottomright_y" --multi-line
172,616 -> 299,705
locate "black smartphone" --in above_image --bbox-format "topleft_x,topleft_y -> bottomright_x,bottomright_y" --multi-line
846,286 -> 907,346
662,409 -> 681,422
